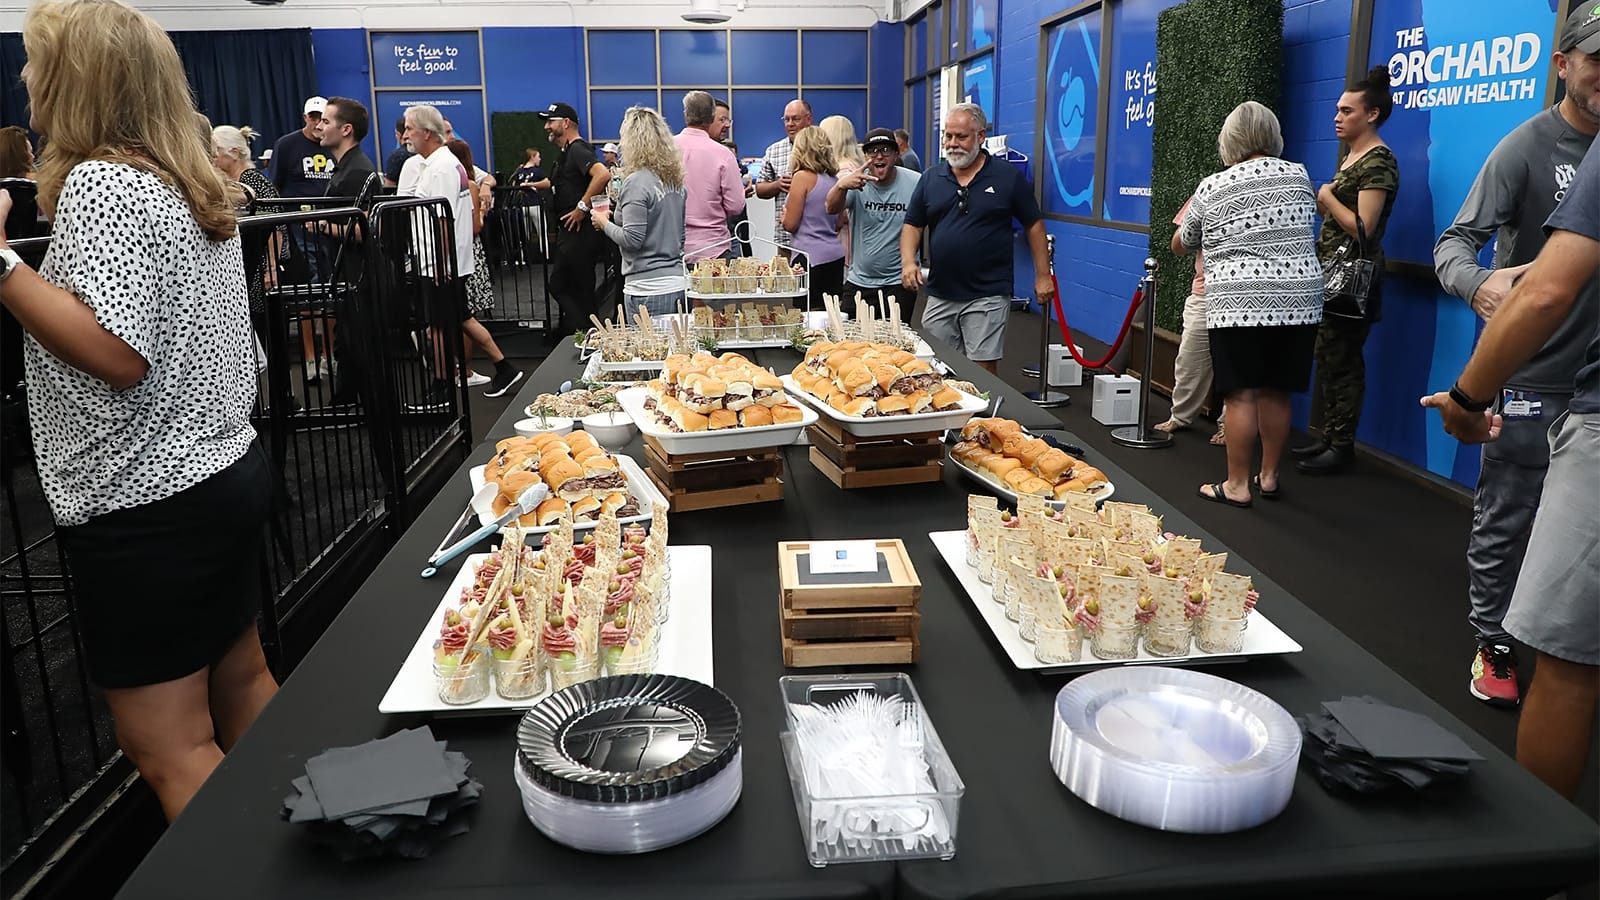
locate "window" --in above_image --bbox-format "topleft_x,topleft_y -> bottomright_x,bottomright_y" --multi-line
905,0 -> 1000,166
584,29 -> 869,151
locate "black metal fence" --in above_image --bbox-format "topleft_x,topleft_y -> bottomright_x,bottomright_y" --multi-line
0,197 -> 475,896
478,186 -> 554,332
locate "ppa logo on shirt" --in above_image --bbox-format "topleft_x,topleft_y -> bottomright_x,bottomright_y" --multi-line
1554,163 -> 1576,203
302,153 -> 336,180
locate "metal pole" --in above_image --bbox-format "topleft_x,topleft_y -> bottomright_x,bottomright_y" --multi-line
1111,258 -> 1173,449
1024,234 -> 1069,408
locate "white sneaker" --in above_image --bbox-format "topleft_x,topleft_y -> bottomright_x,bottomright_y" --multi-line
466,370 -> 492,387
305,359 -> 323,383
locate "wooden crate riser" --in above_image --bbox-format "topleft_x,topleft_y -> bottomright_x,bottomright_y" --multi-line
645,469 -> 782,512
641,435 -> 786,511
781,636 -> 920,667
808,431 -> 945,471
781,607 -> 920,641
809,448 -> 944,489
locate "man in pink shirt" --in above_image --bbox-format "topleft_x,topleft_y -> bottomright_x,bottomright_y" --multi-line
676,91 -> 746,262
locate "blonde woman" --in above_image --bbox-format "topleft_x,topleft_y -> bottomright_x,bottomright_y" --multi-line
781,125 -> 843,309
0,0 -> 277,821
819,115 -> 864,268
591,106 -> 687,317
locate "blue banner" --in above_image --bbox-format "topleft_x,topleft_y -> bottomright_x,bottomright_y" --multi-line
1104,0 -> 1181,224
962,52 -> 996,129
968,0 -> 998,52
375,90 -> 490,171
1364,0 -> 1557,481
1042,10 -> 1102,218
370,32 -> 483,88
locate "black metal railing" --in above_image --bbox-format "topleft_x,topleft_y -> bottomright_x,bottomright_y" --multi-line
479,185 -> 554,331
0,197 -> 474,897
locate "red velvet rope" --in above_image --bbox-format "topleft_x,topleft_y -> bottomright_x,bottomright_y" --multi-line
1046,272 -> 1146,371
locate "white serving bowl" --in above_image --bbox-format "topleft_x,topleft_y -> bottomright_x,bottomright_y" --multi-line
515,416 -> 574,438
581,412 -> 636,447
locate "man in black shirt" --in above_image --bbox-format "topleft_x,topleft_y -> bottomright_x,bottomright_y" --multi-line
313,97 -> 380,406
539,102 -> 611,336
274,96 -> 336,286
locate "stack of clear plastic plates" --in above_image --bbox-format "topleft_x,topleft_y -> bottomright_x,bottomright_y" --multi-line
514,674 -> 742,853
1049,666 -> 1300,833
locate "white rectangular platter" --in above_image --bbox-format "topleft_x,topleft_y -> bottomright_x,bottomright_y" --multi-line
927,530 -> 1302,673
467,454 -> 665,535
379,545 -> 713,716
615,385 -> 817,455
781,374 -> 987,438
947,448 -> 1116,506
582,353 -> 663,383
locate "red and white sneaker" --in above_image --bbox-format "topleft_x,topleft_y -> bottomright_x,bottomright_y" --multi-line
1470,644 -> 1520,707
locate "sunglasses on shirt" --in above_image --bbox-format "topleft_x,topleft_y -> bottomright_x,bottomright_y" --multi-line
957,185 -> 970,216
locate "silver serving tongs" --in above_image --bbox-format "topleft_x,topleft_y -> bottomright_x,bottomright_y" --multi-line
420,482 -> 547,578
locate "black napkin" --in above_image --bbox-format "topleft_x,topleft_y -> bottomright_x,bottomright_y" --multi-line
1296,696 -> 1481,795
282,726 -> 482,860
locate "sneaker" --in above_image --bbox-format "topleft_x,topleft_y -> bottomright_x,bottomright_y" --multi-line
466,370 -> 492,387
484,367 -> 524,398
1470,644 -> 1520,707
304,359 -> 323,384
406,382 -> 452,412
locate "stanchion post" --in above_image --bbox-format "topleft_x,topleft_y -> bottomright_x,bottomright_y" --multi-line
1024,234 -> 1069,408
1111,258 -> 1173,449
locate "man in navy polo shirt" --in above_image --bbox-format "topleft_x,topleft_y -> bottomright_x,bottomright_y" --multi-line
900,103 -> 1052,373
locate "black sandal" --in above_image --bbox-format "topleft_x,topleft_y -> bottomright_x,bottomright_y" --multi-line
1252,474 -> 1281,500
1198,482 -> 1252,509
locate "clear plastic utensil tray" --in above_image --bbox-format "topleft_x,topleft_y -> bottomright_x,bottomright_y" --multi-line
779,673 -> 964,867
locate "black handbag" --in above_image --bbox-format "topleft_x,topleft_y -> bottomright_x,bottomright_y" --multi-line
1322,214 -> 1376,320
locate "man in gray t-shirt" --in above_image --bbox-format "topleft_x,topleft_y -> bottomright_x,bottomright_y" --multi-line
1432,13 -> 1599,705
1422,134 -> 1600,802
827,128 -> 923,319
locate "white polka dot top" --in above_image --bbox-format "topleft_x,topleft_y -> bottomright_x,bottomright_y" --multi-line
25,161 -> 258,527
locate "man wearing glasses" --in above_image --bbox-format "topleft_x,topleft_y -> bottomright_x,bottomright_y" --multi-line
827,128 -> 922,319
901,104 -> 1051,373
755,99 -> 813,249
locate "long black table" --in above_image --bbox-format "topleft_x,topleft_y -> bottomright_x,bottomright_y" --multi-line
115,340 -> 1597,900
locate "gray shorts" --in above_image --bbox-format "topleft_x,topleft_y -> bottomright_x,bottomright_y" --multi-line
1503,412 -> 1600,666
922,294 -> 1010,362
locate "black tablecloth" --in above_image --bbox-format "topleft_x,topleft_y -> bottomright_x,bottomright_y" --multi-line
115,340 -> 1597,900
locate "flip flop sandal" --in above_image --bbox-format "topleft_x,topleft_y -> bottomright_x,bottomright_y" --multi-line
1209,429 -> 1227,446
1198,482 -> 1252,508
1252,474 -> 1281,500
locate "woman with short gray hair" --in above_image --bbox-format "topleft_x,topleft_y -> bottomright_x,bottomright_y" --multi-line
1174,100 -> 1321,508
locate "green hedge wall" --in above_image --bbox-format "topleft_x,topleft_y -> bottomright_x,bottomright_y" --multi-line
491,111 -> 558,181
1148,0 -> 1284,333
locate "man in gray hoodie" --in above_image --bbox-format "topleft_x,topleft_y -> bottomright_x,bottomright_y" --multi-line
1433,0 -> 1600,709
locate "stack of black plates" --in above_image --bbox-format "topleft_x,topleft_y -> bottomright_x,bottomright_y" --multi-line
514,674 -> 742,853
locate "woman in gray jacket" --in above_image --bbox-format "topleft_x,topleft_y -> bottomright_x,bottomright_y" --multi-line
592,106 -> 687,317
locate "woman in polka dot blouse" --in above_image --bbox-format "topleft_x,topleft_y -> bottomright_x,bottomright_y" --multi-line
0,0 -> 279,822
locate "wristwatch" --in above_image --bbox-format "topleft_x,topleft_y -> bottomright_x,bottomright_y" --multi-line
0,246 -> 21,284
576,199 -> 590,213
1449,381 -> 1491,413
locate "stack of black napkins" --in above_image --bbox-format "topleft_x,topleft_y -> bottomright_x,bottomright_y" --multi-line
282,726 -> 482,860
1297,696 -> 1484,794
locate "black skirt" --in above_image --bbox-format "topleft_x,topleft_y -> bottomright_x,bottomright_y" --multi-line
1208,323 -> 1319,395
56,445 -> 274,689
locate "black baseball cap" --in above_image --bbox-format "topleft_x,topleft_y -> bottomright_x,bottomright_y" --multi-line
1563,0 -> 1600,54
539,102 -> 581,122
862,128 -> 899,152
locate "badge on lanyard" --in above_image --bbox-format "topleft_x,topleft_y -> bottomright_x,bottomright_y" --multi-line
1501,389 -> 1543,420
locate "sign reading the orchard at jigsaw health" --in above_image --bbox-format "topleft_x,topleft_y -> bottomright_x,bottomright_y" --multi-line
1365,0 -> 1556,266
370,32 -> 484,88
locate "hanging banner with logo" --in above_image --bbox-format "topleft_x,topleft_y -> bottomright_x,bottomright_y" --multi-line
1042,8 -> 1103,218
1368,0 -> 1556,265
1364,0 -> 1558,481
374,90 -> 489,175
1103,0 -> 1182,224
371,31 -> 491,169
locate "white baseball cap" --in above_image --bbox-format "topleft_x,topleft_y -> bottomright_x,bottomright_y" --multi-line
303,96 -> 328,116
602,142 -> 619,154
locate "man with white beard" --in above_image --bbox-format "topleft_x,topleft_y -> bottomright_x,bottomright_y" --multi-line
900,103 -> 1052,373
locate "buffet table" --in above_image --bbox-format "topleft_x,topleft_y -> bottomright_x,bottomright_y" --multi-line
114,339 -> 1597,900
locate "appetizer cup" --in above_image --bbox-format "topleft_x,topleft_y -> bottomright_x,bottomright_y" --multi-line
1034,620 -> 1083,664
434,649 -> 491,705
1089,622 -> 1140,661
